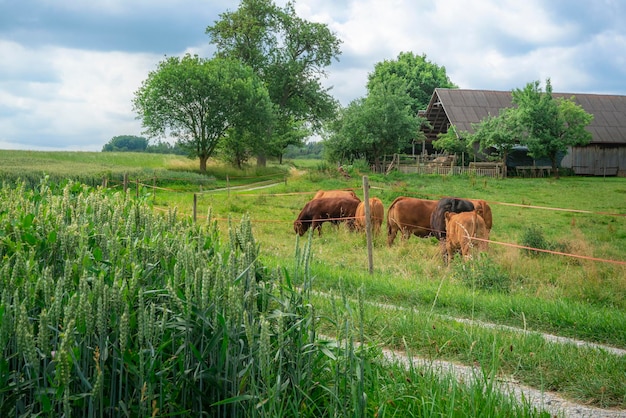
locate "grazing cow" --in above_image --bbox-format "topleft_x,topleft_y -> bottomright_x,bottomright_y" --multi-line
387,197 -> 438,246
294,197 -> 360,236
355,197 -> 385,234
313,189 -> 360,201
469,199 -> 493,231
444,211 -> 489,262
430,197 -> 475,240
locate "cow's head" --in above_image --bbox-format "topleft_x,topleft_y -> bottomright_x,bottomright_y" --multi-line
294,220 -> 309,236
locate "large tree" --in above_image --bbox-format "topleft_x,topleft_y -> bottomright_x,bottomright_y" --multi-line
368,52 -> 458,114
512,79 -> 593,178
206,0 -> 341,166
325,77 -> 421,170
133,54 -> 272,172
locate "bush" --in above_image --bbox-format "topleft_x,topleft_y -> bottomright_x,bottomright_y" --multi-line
452,255 -> 511,293
520,225 -> 569,257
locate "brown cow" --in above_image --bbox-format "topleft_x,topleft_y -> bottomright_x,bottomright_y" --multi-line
386,197 -> 438,246
469,199 -> 493,231
444,211 -> 489,262
294,197 -> 360,236
354,197 -> 384,234
313,189 -> 360,201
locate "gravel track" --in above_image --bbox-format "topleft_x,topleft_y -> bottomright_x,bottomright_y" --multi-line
313,291 -> 626,417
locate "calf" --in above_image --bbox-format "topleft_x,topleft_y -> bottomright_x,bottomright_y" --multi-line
444,211 -> 489,262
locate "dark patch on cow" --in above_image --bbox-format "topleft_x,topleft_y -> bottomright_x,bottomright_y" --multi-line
430,197 -> 475,240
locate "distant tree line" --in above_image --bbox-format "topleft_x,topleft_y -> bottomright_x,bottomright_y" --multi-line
102,135 -> 187,155
283,142 -> 324,159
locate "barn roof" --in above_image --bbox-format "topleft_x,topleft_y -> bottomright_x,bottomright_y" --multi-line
422,88 -> 626,145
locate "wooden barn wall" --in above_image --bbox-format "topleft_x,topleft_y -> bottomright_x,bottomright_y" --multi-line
562,145 -> 626,176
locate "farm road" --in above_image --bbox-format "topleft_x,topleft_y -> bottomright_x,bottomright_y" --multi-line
313,290 -> 626,417
380,348 -> 626,418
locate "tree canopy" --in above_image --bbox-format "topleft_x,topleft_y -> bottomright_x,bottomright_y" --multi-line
325,76 -> 421,169
102,135 -> 148,152
133,54 -> 272,172
206,0 -> 341,166
467,79 -> 593,178
368,52 -> 457,114
512,79 -> 593,177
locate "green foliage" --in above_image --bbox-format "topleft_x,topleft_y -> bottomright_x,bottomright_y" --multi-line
133,54 -> 273,172
468,107 -> 522,166
520,225 -> 569,257
512,79 -> 593,177
367,51 -> 458,114
207,0 -> 341,163
102,135 -> 148,152
451,254 -> 511,293
325,78 -> 421,168
433,125 -> 471,156
284,141 -> 324,160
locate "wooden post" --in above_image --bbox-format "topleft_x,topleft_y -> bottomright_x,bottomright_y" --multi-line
153,177 -> 156,203
362,176 -> 374,274
193,193 -> 197,223
123,173 -> 128,192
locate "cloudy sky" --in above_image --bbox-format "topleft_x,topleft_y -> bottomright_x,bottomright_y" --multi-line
2,0 -> 625,151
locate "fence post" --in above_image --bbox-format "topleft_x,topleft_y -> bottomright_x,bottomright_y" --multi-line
153,177 -> 156,203
193,193 -> 197,223
362,176 -> 374,274
123,173 -> 128,192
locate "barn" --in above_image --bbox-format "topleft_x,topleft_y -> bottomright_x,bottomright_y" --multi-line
420,88 -> 626,176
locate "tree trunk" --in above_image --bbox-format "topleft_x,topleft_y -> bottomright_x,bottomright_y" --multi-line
256,152 -> 267,167
551,155 -> 560,179
199,155 -> 209,173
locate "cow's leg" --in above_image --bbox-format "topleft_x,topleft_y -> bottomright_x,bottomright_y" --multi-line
387,223 -> 398,246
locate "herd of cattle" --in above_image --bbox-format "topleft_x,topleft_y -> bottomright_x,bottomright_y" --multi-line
293,190 -> 492,262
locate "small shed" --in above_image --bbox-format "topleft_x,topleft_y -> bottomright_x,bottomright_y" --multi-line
421,88 -> 626,176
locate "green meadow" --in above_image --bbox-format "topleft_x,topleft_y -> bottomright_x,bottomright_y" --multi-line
1,150 -> 624,416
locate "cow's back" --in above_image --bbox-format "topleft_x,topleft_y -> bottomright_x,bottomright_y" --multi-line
387,197 -> 437,245
313,189 -> 360,201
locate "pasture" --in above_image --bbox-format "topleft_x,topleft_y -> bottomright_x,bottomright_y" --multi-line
1,150 -> 625,415
158,163 -> 626,409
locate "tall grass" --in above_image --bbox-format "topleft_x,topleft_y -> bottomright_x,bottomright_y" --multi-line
0,179 -> 548,417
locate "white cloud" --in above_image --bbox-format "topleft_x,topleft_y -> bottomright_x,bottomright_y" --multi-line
1,0 -> 626,150
0,42 -> 161,150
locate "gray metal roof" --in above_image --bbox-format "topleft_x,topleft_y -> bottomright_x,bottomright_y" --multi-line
422,88 -> 626,144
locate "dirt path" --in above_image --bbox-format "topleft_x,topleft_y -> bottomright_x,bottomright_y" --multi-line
313,291 -> 626,417
381,347 -> 626,417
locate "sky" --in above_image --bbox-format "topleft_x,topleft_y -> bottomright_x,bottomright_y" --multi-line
2,0 -> 626,151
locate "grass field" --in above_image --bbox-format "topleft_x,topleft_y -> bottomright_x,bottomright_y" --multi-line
1,150 -> 625,414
